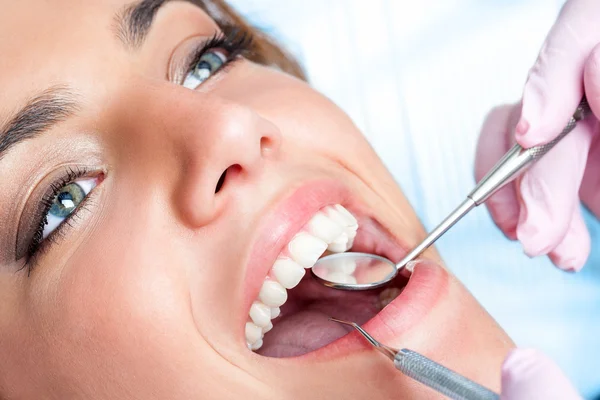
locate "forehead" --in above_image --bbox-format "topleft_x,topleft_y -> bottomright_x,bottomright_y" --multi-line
0,0 -> 128,66
0,0 -> 222,127
0,0 -> 128,107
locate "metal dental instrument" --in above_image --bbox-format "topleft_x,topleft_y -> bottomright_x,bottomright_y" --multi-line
312,98 -> 590,290
329,318 -> 499,400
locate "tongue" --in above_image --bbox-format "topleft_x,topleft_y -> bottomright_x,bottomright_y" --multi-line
257,288 -> 380,358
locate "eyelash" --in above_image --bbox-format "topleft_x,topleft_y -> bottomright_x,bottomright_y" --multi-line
22,166 -> 98,274
183,28 -> 253,84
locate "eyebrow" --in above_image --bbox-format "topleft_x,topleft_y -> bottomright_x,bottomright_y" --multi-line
0,87 -> 79,161
115,0 -> 174,49
0,0 -> 190,161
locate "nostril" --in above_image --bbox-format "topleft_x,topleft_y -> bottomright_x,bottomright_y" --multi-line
260,136 -> 277,154
215,165 -> 242,193
215,170 -> 227,193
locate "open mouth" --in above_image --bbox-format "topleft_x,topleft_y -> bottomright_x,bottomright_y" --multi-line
244,204 -> 410,358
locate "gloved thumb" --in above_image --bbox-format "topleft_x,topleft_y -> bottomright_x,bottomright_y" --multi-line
584,42 -> 600,121
500,348 -> 581,400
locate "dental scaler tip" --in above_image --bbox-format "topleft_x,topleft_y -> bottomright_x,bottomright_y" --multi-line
329,318 -> 499,400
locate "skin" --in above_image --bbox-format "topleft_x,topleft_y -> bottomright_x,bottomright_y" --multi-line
0,1 -> 513,398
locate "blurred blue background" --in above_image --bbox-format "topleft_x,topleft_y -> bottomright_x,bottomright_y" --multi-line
230,1 -> 600,397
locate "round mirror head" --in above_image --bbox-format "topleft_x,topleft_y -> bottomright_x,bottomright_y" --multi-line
311,252 -> 398,290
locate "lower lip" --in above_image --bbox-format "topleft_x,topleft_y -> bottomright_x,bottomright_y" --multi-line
292,260 -> 449,361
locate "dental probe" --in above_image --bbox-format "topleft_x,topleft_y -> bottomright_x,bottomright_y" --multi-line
394,97 -> 590,270
329,318 -> 499,400
312,97 -> 591,291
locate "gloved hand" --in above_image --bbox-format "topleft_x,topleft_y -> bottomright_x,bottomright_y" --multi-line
500,349 -> 581,400
475,0 -> 600,271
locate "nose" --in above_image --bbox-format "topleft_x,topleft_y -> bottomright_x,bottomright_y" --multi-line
175,96 -> 281,227
117,85 -> 282,228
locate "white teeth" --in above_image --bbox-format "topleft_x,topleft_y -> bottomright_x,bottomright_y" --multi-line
327,271 -> 358,285
288,232 -> 328,268
346,227 -> 357,240
325,257 -> 357,275
271,258 -> 306,289
249,302 -> 272,327
324,205 -> 357,253
246,204 -> 361,351
327,232 -> 349,253
326,204 -> 358,228
323,206 -> 349,227
245,322 -> 263,345
338,258 -> 357,275
251,339 -> 263,351
262,321 -> 273,333
346,235 -> 355,250
258,280 -> 288,307
335,204 -> 358,227
307,211 -> 345,243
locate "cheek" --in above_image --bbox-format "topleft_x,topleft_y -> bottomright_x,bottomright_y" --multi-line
18,218 -> 207,394
214,64 -> 377,161
41,253 -> 185,368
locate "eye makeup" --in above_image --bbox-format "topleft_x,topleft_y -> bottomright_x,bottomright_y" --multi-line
170,27 -> 254,87
15,166 -> 104,274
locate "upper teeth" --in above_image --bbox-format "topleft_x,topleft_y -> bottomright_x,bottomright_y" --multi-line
287,233 -> 328,268
245,204 -> 358,350
258,280 -> 287,307
272,258 -> 305,289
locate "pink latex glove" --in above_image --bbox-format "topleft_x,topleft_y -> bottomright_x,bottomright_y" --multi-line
500,349 -> 581,400
476,0 -> 600,271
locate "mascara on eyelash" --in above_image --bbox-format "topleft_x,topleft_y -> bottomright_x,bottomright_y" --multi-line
22,166 -> 95,271
185,28 -> 254,77
26,167 -> 88,252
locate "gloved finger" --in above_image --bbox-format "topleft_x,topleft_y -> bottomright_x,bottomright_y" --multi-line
475,104 -> 520,239
500,348 -> 581,400
548,205 -> 591,271
516,118 -> 594,257
584,42 -> 600,121
580,136 -> 600,217
580,44 -> 600,218
515,0 -> 600,148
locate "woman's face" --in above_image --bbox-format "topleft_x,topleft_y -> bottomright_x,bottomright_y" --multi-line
0,1 -> 513,398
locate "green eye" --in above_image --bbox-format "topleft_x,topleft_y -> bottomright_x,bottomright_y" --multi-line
183,50 -> 227,89
49,183 -> 85,218
43,179 -> 96,239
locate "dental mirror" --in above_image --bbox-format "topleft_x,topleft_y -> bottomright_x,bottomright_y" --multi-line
310,252 -> 407,291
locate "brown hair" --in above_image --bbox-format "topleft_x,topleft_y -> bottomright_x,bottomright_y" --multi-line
193,0 -> 307,81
